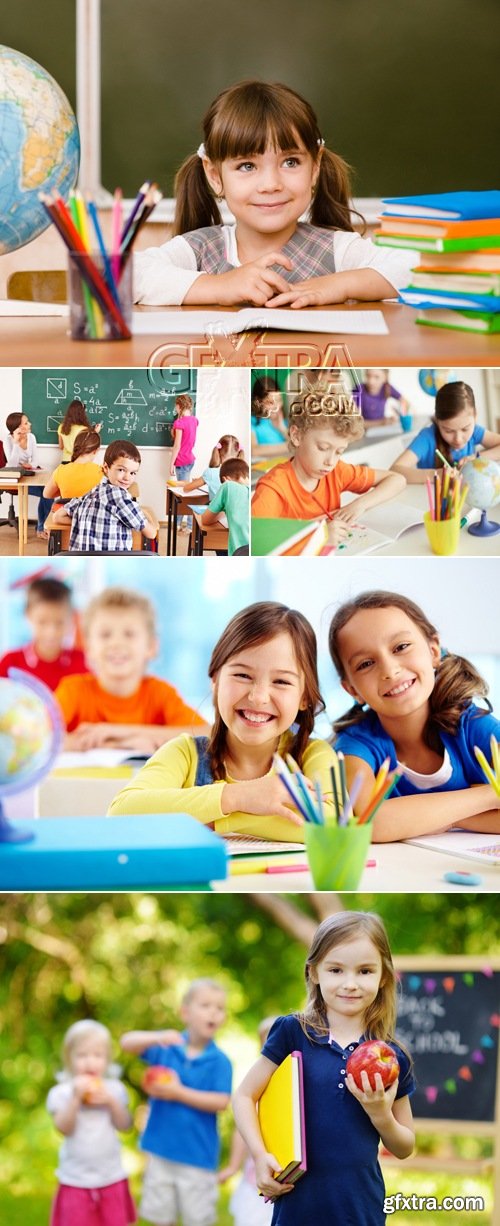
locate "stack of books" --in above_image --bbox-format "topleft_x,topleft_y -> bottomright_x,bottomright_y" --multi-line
374,191 -> 500,333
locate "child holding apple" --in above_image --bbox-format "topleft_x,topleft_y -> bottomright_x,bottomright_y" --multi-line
120,978 -> 232,1226
46,1019 -> 136,1226
233,913 -> 415,1226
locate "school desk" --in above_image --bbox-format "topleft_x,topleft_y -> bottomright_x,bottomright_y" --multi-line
165,484 -> 208,556
0,469 -> 52,556
212,839 -> 499,894
0,813 -> 227,890
43,505 -> 159,553
190,507 -> 229,556
2,302 -> 500,368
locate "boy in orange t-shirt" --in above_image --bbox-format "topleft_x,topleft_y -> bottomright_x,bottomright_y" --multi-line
251,391 -> 405,545
55,587 -> 208,754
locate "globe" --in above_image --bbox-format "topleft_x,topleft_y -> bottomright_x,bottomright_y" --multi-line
0,45 -> 80,254
418,369 -> 456,396
0,670 -> 63,843
461,456 -> 500,537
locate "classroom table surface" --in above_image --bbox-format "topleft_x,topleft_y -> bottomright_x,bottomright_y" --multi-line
2,301 -> 500,367
213,839 -> 500,893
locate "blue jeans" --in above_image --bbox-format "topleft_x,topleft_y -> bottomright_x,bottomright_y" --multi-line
31,486 -> 53,533
175,465 -> 194,529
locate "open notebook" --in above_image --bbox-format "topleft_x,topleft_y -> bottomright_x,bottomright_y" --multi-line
405,830 -> 500,865
132,308 -> 388,335
252,501 -> 426,557
258,1051 -> 307,1185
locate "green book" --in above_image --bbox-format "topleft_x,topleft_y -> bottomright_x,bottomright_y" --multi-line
417,308 -> 500,334
251,517 -> 322,556
375,234 -> 500,253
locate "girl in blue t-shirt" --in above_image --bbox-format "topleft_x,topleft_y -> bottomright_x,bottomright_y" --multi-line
251,377 -> 289,457
233,911 -> 415,1226
328,589 -> 500,842
391,380 -> 500,482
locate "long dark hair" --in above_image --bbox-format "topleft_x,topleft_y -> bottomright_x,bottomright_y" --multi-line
328,590 -> 490,754
60,399 -> 92,435
71,429 -> 101,461
207,601 -> 325,779
434,381 -> 476,467
174,80 -> 362,236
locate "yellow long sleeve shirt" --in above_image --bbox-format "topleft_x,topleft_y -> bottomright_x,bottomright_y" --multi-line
108,732 -> 336,842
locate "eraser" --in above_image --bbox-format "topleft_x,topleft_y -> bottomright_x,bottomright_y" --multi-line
443,870 -> 483,887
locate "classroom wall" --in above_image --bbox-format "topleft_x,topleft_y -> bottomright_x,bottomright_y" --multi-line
0,368 -> 250,520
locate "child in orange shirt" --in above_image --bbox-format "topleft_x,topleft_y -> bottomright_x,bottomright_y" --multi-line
55,588 -> 208,754
43,429 -> 103,501
251,390 -> 405,546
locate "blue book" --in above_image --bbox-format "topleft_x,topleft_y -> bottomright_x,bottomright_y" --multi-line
399,288 -> 500,313
382,192 -> 500,222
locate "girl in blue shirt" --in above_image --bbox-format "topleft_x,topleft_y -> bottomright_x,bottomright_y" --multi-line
391,380 -> 500,483
328,590 -> 500,842
251,377 -> 288,457
233,911 -> 415,1226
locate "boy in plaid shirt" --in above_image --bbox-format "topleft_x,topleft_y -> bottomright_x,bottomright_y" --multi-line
52,440 -> 157,552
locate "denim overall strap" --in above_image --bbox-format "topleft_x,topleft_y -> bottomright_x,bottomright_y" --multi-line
193,736 -> 215,785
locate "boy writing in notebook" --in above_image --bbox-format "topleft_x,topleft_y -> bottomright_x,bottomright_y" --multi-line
201,458 -> 250,555
55,587 -> 207,754
121,979 -> 232,1226
51,439 -> 157,552
251,390 -> 405,545
0,576 -> 85,691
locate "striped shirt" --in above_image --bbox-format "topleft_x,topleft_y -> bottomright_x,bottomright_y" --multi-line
65,479 -> 146,551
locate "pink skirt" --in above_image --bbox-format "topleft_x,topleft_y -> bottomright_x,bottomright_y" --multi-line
50,1179 -> 137,1226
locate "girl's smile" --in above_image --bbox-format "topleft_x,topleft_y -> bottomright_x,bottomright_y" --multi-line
310,936 -> 383,1027
214,631 -> 306,753
204,144 -> 320,246
337,607 -> 441,727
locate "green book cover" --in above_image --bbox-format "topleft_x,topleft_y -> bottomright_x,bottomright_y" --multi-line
417,309 -> 500,334
375,234 -> 500,253
251,517 -> 318,556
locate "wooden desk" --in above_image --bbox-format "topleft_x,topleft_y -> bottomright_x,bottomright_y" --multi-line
2,302 -> 500,367
165,484 -> 208,556
0,469 -> 52,556
44,504 -> 159,553
190,508 -> 229,555
213,839 -> 500,894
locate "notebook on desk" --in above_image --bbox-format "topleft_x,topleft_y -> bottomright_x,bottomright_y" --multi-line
405,830 -> 500,865
251,502 -> 425,557
132,308 -> 389,336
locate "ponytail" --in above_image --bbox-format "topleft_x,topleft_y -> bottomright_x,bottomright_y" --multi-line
173,155 -> 222,236
310,147 -> 364,233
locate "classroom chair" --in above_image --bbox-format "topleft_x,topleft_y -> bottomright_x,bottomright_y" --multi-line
7,270 -> 68,303
233,545 -> 249,555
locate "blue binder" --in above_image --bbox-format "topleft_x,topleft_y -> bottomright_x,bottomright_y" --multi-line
0,814 -> 228,890
382,191 -> 500,221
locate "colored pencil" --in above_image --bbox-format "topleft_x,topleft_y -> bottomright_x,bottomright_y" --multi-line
111,187 -> 123,286
435,448 -> 453,470
87,197 -> 120,305
273,755 -> 315,823
120,179 -> 151,246
39,193 -> 131,338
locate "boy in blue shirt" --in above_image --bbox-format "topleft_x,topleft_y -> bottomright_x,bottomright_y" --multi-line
121,979 -> 232,1226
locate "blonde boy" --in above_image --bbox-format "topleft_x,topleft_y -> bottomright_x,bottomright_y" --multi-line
55,587 -> 207,753
121,979 -> 232,1226
252,392 -> 405,545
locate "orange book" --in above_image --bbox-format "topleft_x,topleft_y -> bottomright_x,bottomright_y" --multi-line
376,217 -> 500,239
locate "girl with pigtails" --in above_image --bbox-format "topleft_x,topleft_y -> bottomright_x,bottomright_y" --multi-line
328,590 -> 500,842
135,80 -> 414,307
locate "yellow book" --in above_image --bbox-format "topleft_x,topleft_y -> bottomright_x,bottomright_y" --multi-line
258,1051 -> 306,1183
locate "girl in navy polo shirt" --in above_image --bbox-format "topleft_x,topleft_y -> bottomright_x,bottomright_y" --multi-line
328,590 -> 500,842
233,912 -> 415,1225
390,380 -> 500,482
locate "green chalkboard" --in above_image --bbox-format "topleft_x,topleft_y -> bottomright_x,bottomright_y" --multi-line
21,369 -> 197,448
3,1 -> 499,198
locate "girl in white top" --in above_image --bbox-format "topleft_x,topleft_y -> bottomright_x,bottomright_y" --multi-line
134,79 -> 414,308
46,1019 -> 136,1226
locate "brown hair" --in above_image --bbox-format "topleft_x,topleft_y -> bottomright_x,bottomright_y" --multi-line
219,457 -> 249,482
6,411 -> 23,435
209,434 -> 244,467
175,394 -> 194,415
251,376 -> 282,421
103,440 -> 141,468
26,577 -> 72,610
60,399 -> 92,435
289,393 -> 365,448
207,601 -> 325,779
71,429 -> 101,462
299,912 -> 401,1043
174,80 -> 361,236
83,587 -> 156,639
328,590 -> 490,754
433,381 -> 476,467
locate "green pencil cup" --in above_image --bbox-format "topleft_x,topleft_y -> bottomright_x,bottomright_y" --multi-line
304,823 -> 372,891
423,510 -> 461,557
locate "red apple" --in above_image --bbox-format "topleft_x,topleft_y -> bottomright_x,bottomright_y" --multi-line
142,1066 -> 175,1093
82,1076 -> 103,1103
346,1040 -> 399,1090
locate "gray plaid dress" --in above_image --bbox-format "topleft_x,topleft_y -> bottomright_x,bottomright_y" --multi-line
183,221 -> 337,279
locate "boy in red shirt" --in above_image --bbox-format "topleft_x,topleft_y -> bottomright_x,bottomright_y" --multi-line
55,587 -> 207,754
0,576 -> 85,690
